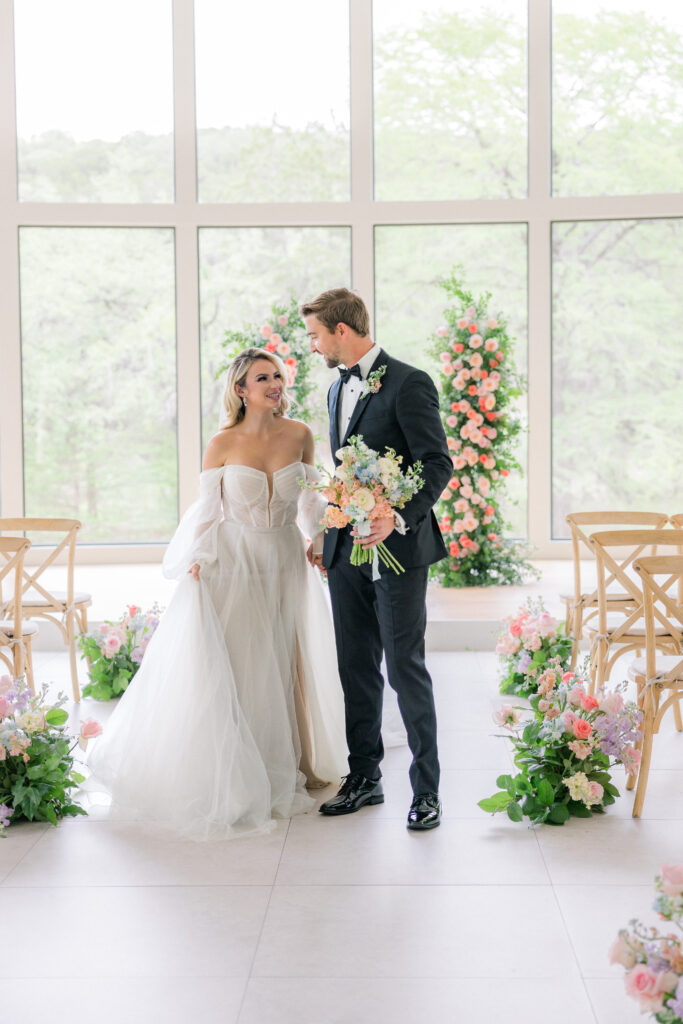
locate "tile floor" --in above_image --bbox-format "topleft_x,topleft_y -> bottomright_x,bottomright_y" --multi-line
2,649 -> 681,1024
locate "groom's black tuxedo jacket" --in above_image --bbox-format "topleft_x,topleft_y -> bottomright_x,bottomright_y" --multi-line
323,348 -> 452,572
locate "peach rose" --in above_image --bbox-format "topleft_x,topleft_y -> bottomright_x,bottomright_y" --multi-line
469,335 -> 483,348
436,326 -> 448,337
456,317 -> 468,329
260,324 -> 273,339
486,317 -> 499,329
609,934 -> 638,968
485,338 -> 498,352
624,965 -> 678,1013
277,342 -> 290,356
277,314 -> 288,326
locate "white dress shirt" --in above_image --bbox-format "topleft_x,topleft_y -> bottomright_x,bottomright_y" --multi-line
337,343 -> 381,442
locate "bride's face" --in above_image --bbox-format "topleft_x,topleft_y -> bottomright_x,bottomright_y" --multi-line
237,359 -> 284,411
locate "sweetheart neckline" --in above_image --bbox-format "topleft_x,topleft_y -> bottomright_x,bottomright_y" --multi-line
222,461 -> 305,480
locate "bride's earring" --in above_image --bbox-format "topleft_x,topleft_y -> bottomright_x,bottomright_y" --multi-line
242,396 -> 247,407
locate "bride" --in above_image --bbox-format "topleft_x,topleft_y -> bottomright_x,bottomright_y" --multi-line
87,347 -> 348,839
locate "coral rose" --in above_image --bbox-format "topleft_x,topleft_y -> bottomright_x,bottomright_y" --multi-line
573,719 -> 592,740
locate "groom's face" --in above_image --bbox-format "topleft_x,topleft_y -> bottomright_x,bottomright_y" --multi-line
305,314 -> 344,369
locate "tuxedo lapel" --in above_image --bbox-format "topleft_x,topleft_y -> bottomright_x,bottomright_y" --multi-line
342,349 -> 388,445
329,377 -> 342,458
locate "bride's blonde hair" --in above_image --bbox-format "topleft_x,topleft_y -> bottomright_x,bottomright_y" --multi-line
220,347 -> 291,428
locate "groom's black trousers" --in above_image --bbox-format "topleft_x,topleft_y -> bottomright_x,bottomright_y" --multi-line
326,530 -> 440,797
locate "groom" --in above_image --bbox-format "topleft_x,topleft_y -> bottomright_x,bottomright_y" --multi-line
302,288 -> 452,831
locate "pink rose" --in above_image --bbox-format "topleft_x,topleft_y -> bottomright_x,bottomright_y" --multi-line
660,864 -> 683,897
536,612 -> 558,638
436,326 -> 448,337
486,317 -> 499,329
573,719 -> 592,740
78,718 -> 103,751
456,317 -> 468,329
270,333 -> 282,346
599,692 -> 624,715
126,605 -> 139,617
568,740 -> 592,760
588,781 -> 604,803
484,338 -> 498,352
446,416 -> 457,428
580,694 -> 599,711
469,334 -> 483,348
103,635 -> 121,658
492,704 -> 520,728
563,710 -> 578,730
277,314 -> 288,326
608,934 -> 638,968
440,351 -> 452,362
624,965 -> 678,1013
260,324 -> 273,339
277,342 -> 290,356
0,696 -> 10,718
567,685 -> 585,706
443,364 -> 455,376
0,675 -> 12,695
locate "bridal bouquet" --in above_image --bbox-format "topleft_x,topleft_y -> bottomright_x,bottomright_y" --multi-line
310,435 -> 424,575
610,865 -> 683,1021
496,598 -> 573,697
78,603 -> 161,700
479,667 -> 642,825
0,674 -> 102,835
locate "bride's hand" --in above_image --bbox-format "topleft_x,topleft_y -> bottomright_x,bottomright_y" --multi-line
189,563 -> 200,580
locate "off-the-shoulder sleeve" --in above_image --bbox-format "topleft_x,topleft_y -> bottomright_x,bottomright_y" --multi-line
162,468 -> 224,580
297,464 -> 328,556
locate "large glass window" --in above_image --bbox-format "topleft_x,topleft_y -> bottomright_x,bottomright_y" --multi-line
199,227 -> 351,446
20,228 -> 178,542
194,0 -> 350,203
14,0 -> 174,203
552,1 -> 683,197
374,224 -> 528,537
551,218 -> 683,537
373,0 -> 527,201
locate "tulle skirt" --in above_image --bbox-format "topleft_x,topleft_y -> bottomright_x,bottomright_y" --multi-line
86,521 -> 349,840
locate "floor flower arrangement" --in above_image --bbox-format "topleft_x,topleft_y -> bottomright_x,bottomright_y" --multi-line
0,674 -> 101,834
429,272 -> 534,587
479,665 -> 642,825
78,603 -> 161,700
496,599 -> 573,697
610,865 -> 683,1022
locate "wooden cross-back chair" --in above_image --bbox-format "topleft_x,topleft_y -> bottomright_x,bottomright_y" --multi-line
0,519 -> 91,702
586,529 -> 683,695
562,512 -> 670,670
629,554 -> 683,817
0,537 -> 38,689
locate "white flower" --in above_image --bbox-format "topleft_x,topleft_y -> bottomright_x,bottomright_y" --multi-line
354,488 -> 376,512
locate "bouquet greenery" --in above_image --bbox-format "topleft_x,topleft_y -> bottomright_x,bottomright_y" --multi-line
0,673 -> 101,834
78,604 -> 161,701
496,599 -> 573,697
479,666 -> 642,826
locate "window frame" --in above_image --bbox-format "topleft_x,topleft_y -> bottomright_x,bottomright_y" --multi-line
0,0 -> 680,562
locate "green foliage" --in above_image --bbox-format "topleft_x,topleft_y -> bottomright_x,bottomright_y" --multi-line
215,297 -> 321,426
78,606 -> 160,701
429,272 -> 535,587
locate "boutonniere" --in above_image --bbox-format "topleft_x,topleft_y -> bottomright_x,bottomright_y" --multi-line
359,364 -> 387,399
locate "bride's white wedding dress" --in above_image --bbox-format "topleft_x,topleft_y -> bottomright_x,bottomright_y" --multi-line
86,462 -> 349,840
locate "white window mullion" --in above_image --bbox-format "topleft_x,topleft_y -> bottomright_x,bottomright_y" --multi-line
349,0 -> 375,326
527,0 -> 553,553
0,0 -> 23,516
173,0 -> 202,513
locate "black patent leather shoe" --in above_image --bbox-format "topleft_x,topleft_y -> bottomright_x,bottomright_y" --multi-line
319,773 -> 384,815
407,793 -> 442,831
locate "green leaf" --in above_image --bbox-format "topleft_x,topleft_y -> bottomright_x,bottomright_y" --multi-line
496,774 -> 517,796
45,805 -> 58,826
478,792 -> 514,814
45,708 -> 69,726
70,771 -> 85,785
506,801 -> 524,822
568,801 -> 592,818
532,651 -> 547,663
548,803 -> 570,824
536,779 -> 555,806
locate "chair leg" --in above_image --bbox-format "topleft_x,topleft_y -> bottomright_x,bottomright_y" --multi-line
673,691 -> 683,733
23,639 -> 35,696
570,606 -> 583,672
632,688 -> 660,818
66,613 -> 81,703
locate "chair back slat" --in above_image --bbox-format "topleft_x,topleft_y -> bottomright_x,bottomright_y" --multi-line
0,537 -> 32,677
565,511 -> 669,609
634,554 -> 683,688
590,531 -> 683,641
0,518 -> 80,613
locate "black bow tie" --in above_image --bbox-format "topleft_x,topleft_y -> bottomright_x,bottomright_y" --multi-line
338,364 -> 363,383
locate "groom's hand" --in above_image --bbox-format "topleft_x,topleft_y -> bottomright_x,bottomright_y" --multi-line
306,542 -> 327,576
353,516 -> 395,549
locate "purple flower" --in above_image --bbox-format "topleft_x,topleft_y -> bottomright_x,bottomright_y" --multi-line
669,978 -> 683,1018
517,651 -> 532,673
130,647 -> 143,664
0,804 -> 13,829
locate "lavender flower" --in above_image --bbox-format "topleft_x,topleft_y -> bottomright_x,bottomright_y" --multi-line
669,978 -> 683,1019
0,804 -> 13,830
517,651 -> 532,673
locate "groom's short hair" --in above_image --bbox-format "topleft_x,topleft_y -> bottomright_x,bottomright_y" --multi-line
300,288 -> 370,337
